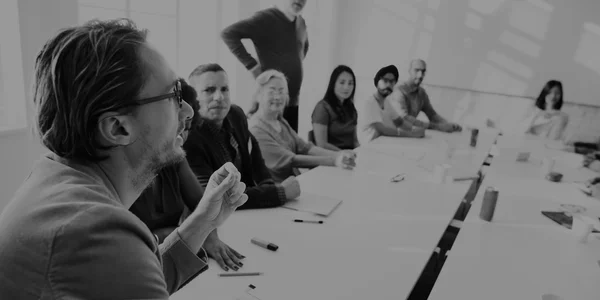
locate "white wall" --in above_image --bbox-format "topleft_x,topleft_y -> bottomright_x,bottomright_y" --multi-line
334,0 -> 600,108
0,0 -> 27,131
0,0 -> 77,210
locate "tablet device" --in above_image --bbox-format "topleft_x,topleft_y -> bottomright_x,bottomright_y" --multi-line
541,211 -> 600,233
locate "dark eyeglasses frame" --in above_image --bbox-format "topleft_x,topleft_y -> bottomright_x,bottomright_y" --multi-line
133,79 -> 183,108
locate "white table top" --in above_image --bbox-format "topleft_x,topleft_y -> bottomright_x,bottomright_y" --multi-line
298,166 -> 472,218
430,137 -> 600,300
365,130 -> 495,180
170,202 -> 450,300
369,128 -> 498,153
429,223 -> 600,300
172,131 -> 497,300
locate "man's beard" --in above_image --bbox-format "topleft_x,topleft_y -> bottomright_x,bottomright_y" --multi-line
377,88 -> 392,97
130,130 -> 186,191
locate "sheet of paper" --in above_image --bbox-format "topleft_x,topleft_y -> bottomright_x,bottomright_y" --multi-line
282,193 -> 343,217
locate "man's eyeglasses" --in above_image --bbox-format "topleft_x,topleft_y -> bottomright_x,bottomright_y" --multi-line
134,79 -> 183,108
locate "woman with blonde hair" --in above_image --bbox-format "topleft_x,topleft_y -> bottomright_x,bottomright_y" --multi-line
248,70 -> 356,183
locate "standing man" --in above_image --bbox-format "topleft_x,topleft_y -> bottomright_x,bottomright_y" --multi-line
359,65 -> 425,144
221,0 -> 309,132
387,59 -> 462,133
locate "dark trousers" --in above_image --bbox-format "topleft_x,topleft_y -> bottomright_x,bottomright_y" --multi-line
283,105 -> 299,133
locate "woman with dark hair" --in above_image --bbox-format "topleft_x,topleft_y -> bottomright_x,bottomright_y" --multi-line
248,70 -> 357,182
130,79 -> 246,272
310,65 -> 359,150
520,80 -> 569,140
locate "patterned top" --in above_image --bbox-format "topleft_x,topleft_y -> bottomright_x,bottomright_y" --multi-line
203,120 -> 243,174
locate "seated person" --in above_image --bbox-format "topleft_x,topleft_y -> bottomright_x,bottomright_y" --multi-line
359,65 -> 425,144
130,80 -> 244,271
311,65 -> 359,150
386,59 -> 462,133
0,19 -> 247,298
184,63 -> 301,209
248,69 -> 357,183
518,80 -> 568,141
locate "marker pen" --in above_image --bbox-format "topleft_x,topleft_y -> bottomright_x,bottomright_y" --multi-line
293,219 -> 324,224
251,237 -> 278,251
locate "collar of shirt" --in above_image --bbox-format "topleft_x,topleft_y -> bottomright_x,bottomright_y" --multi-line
198,117 -> 233,137
373,92 -> 385,102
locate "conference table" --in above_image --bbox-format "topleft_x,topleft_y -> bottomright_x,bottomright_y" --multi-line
429,135 -> 600,300
171,129 -> 497,300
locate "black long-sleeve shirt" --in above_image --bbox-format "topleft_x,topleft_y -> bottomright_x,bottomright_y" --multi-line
221,7 -> 309,106
183,105 -> 287,209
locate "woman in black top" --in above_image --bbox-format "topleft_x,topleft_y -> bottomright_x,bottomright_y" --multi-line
310,65 -> 359,150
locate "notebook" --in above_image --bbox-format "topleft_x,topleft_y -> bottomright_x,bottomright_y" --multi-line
282,193 -> 343,217
541,211 -> 600,233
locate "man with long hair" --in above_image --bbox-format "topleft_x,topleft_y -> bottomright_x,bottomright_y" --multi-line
0,19 -> 247,298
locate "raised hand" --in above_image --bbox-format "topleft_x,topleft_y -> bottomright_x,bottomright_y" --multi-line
197,162 -> 248,228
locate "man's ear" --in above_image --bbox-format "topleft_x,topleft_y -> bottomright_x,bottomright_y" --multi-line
97,112 -> 136,146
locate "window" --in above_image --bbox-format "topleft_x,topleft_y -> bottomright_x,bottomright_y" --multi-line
77,0 -> 231,86
0,0 -> 27,132
78,0 -> 179,72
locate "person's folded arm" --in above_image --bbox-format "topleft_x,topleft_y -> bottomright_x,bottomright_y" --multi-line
307,144 -> 338,158
286,122 -> 337,167
368,122 -> 420,138
311,101 -> 342,151
312,123 -> 342,151
392,116 -> 414,131
385,88 -> 427,129
251,125 -> 307,175
292,154 -> 335,168
220,12 -> 267,70
516,105 -> 541,135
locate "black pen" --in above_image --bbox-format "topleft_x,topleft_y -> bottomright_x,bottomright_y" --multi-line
219,272 -> 263,277
293,219 -> 324,224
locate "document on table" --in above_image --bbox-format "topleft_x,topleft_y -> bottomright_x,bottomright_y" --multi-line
282,193 -> 343,216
